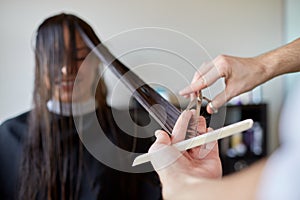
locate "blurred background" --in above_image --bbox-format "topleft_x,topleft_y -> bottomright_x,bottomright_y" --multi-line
0,0 -> 299,158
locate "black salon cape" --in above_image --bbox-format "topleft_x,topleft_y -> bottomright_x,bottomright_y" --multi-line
0,108 -> 162,200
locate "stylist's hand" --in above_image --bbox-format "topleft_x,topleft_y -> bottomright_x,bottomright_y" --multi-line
179,55 -> 269,113
148,110 -> 222,199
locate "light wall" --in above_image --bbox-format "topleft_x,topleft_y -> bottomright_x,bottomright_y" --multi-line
284,0 -> 300,95
0,0 -> 284,152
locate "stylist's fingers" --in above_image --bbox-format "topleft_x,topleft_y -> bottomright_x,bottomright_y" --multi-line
148,130 -> 183,171
187,69 -> 206,100
179,76 -> 207,96
171,110 -> 193,143
149,110 -> 192,157
198,127 -> 218,158
205,84 -> 236,114
180,65 -> 223,96
197,116 -> 207,133
189,116 -> 207,158
206,90 -> 226,114
180,62 -> 213,98
148,130 -> 171,153
190,62 -> 214,84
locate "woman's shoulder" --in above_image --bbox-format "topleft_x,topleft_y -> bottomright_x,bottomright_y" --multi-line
0,111 -> 31,142
0,112 -> 30,199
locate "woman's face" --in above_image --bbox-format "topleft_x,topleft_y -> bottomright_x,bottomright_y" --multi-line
52,26 -> 99,103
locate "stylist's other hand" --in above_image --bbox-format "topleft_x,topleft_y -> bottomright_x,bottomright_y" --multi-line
179,55 -> 269,114
148,110 -> 222,199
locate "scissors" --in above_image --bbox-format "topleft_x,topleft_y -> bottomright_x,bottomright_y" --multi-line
185,90 -> 211,138
132,90 -> 254,167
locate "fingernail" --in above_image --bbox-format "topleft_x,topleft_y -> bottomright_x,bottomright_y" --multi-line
206,141 -> 216,149
154,130 -> 162,138
208,102 -> 218,114
179,87 -> 190,95
198,143 -> 214,158
181,109 -> 192,116
181,94 -> 189,99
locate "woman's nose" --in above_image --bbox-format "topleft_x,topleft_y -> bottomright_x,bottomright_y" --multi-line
61,65 -> 79,76
61,65 -> 67,75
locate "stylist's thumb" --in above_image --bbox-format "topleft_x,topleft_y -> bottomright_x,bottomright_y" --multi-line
149,130 -> 171,152
148,130 -> 181,171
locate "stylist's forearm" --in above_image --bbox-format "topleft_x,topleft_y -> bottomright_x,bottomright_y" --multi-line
256,38 -> 300,79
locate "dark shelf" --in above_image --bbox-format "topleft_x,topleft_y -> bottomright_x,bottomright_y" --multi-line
220,103 -> 268,175
129,98 -> 268,175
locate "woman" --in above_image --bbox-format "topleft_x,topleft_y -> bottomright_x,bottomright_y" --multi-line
0,13 -> 161,199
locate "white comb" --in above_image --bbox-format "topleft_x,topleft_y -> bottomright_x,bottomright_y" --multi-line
132,119 -> 253,166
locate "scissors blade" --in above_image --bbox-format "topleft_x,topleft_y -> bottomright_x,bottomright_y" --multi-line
185,91 -> 203,138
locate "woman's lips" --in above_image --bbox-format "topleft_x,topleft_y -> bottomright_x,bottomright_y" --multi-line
56,78 -> 81,91
61,80 -> 75,91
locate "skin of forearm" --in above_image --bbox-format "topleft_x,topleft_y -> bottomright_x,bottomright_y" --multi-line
162,160 -> 266,200
221,159 -> 266,200
255,38 -> 300,79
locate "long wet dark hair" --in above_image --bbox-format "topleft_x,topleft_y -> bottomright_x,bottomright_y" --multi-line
18,13 -> 127,199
